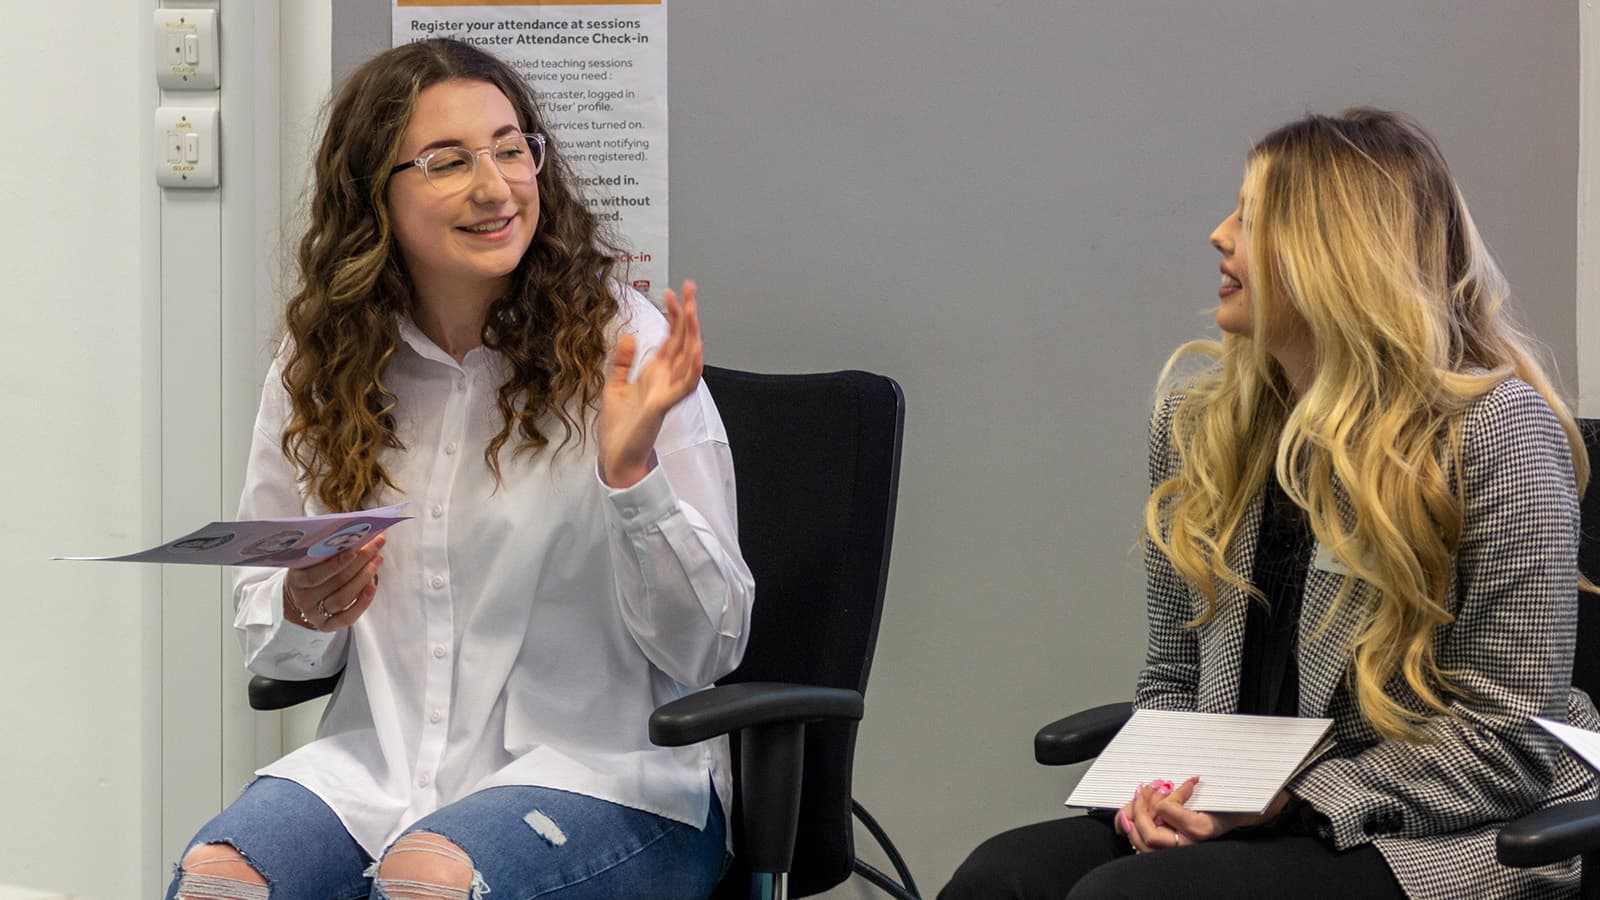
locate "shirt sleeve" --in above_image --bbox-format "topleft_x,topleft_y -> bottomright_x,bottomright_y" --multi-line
231,358 -> 350,680
1289,379 -> 1581,848
1135,392 -> 1202,712
600,385 -> 754,688
597,290 -> 754,687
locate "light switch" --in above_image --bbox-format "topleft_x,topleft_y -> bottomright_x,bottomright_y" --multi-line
154,107 -> 219,189
154,9 -> 219,91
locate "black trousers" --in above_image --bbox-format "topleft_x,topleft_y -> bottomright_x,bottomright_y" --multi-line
938,813 -> 1404,900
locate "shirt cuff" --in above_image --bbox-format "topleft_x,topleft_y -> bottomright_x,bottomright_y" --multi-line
259,580 -> 340,663
600,461 -> 678,534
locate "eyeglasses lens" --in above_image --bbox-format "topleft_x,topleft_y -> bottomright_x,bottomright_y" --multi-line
423,134 -> 544,193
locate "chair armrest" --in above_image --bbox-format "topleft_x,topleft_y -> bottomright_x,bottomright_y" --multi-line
651,682 -> 863,876
248,672 -> 342,711
649,682 -> 863,747
1035,702 -> 1133,765
1496,798 -> 1600,868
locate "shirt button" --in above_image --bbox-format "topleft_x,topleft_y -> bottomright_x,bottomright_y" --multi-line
433,644 -> 447,659
431,575 -> 445,589
430,709 -> 443,724
622,506 -> 637,519
444,441 -> 458,455
456,378 -> 466,392
431,504 -> 444,518
418,774 -> 430,788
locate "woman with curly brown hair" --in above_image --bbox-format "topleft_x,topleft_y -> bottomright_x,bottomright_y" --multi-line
167,38 -> 752,900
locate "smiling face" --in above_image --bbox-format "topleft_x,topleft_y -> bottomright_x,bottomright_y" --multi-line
387,79 -> 540,308
1210,176 -> 1254,337
1211,162 -> 1312,339
1210,159 -> 1317,387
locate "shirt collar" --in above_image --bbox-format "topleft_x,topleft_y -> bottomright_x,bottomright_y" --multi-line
392,310 -> 492,372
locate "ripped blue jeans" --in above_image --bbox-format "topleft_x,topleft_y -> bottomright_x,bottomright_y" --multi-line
167,776 -> 728,899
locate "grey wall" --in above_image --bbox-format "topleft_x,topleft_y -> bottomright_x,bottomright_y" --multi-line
336,1 -> 1578,893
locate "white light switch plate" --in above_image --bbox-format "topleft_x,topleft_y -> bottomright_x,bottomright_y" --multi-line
154,106 -> 219,188
154,9 -> 218,90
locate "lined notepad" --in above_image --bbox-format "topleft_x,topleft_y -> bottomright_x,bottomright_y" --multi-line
1066,709 -> 1334,814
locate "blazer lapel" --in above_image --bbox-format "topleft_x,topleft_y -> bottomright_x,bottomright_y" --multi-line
1298,553 -> 1366,718
1196,493 -> 1261,714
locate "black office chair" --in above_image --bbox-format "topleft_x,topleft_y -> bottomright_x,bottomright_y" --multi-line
1031,418 -> 1600,897
249,365 -> 917,900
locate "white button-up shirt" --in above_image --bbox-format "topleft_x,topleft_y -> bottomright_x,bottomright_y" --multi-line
232,290 -> 754,856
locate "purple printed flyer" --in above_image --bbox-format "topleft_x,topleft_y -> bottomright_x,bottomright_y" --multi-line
56,503 -> 411,569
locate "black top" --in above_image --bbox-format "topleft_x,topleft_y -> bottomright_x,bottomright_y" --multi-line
1238,475 -> 1315,717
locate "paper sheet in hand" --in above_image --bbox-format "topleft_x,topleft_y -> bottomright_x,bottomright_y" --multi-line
1534,716 -> 1600,773
1065,709 -> 1334,814
55,504 -> 410,569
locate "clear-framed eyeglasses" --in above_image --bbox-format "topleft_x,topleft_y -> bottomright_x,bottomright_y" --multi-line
390,132 -> 547,194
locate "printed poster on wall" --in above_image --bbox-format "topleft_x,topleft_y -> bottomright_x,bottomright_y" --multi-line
394,0 -> 668,297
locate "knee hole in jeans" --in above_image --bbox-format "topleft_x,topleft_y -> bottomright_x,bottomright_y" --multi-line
175,842 -> 269,900
371,832 -> 486,900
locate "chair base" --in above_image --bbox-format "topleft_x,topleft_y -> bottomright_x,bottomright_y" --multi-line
749,871 -> 788,900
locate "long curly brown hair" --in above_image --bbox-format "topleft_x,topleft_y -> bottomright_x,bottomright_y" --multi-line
281,38 -> 622,511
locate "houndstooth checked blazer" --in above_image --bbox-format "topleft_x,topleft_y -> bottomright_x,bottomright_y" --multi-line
1135,376 -> 1600,900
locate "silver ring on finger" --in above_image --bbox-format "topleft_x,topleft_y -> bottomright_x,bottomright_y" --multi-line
292,603 -> 318,630
332,594 -> 362,616
316,599 -> 334,623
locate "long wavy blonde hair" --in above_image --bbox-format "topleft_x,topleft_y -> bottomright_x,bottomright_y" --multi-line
1147,108 -> 1586,741
281,39 -> 622,512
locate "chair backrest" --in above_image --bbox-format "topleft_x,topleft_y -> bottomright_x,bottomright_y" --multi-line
702,365 -> 905,899
1572,419 -> 1600,699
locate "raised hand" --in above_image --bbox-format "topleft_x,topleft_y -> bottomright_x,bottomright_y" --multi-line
597,281 -> 705,488
283,534 -> 385,631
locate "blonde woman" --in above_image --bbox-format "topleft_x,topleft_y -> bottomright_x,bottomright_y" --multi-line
942,109 -> 1600,899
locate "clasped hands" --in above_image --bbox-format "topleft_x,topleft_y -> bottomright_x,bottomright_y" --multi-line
1114,778 -> 1290,854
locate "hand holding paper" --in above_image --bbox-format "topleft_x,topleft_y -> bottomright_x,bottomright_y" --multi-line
283,533 -> 386,631
1119,778 -> 1185,853
1067,710 -> 1333,815
1149,780 -> 1292,850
